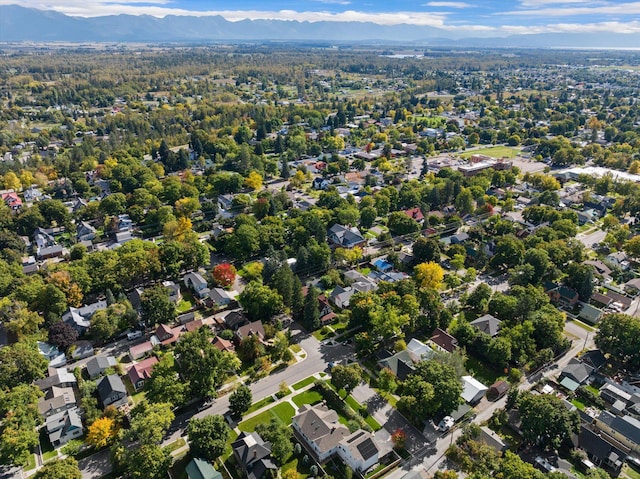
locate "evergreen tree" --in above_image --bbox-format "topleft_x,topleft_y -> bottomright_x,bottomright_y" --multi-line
303,286 -> 320,330
281,157 -> 290,179
292,276 -> 304,321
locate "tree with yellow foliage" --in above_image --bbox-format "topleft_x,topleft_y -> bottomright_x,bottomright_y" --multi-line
174,197 -> 200,218
244,171 -> 263,191
87,416 -> 119,449
163,217 -> 193,242
47,271 -> 83,307
414,262 -> 445,290
3,172 -> 21,191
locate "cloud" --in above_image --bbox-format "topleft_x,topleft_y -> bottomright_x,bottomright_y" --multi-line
502,1 -> 640,16
423,1 -> 473,7
499,20 -> 640,34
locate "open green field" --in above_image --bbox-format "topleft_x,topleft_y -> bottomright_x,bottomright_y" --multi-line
460,146 -> 521,159
238,402 -> 296,432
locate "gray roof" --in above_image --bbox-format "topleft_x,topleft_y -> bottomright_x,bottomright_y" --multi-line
231,432 -> 276,479
470,314 -> 502,337
598,411 -> 640,445
186,458 -> 222,479
341,429 -> 379,462
86,355 -> 117,378
560,360 -> 594,384
97,374 -> 126,401
293,404 -> 350,455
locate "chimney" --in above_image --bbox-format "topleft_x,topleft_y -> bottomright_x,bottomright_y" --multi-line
253,450 -> 257,459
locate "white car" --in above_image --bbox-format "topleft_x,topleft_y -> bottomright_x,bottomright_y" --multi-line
437,416 -> 454,432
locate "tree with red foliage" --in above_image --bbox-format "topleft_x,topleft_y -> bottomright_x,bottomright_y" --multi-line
212,263 -> 236,288
391,429 -> 407,450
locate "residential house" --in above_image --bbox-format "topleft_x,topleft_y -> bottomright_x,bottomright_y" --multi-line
153,323 -> 179,346
595,411 -> 640,453
600,383 -> 633,407
329,286 -> 356,310
406,338 -> 434,363
487,380 -> 510,401
38,386 -> 76,418
129,341 -> 153,361
584,260 -> 612,278
335,429 -> 380,473
578,303 -> 603,325
469,314 -> 502,337
184,272 -> 210,299
581,350 -> 607,371
37,244 -> 64,260
224,311 -> 249,331
327,224 -> 366,248
604,291 -> 632,310
217,194 -> 235,212
76,221 -> 96,242
232,432 -> 277,479
293,404 -> 379,472
96,374 -> 128,409
478,426 -> 508,453
624,278 -> 640,296
209,287 -> 234,307
127,356 -> 159,391
404,207 -> 424,223
71,341 -> 94,360
429,328 -> 458,353
378,350 -> 416,381
162,280 -> 182,303
578,425 -> 625,471
558,360 -> 594,392
62,300 -> 107,335
212,336 -> 235,353
184,319 -> 205,334
46,407 -> 83,447
461,376 -> 488,404
546,285 -> 580,308
22,255 -> 39,275
591,292 -> 613,308
606,252 -> 630,271
35,367 -> 77,393
115,214 -> 133,232
37,341 -> 66,368
1,192 -> 22,211
186,458 -> 222,479
372,258 -> 393,273
86,355 -> 117,379
23,187 -> 43,203
313,177 -> 331,190
236,321 -> 265,342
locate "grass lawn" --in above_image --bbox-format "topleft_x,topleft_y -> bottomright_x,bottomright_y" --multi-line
246,395 -> 275,415
165,438 -> 186,454
176,290 -> 195,313
292,377 -> 316,390
40,429 -> 58,462
123,375 -> 146,404
293,390 -> 323,408
24,454 -> 36,471
571,398 -> 586,410
622,464 -> 640,479
238,402 -> 296,432
572,320 -> 596,332
345,395 -> 361,411
460,146 -> 521,159
43,449 -> 59,462
364,415 -> 382,432
290,344 -> 302,354
312,327 -> 335,341
332,322 -> 348,334
281,455 -> 312,479
465,354 -> 505,385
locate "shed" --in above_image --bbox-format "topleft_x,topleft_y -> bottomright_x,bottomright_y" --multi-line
461,376 -> 488,404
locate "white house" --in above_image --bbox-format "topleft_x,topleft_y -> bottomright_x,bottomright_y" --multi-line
461,376 -> 488,404
46,407 -> 83,448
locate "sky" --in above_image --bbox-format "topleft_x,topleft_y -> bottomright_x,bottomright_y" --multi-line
3,0 -> 640,35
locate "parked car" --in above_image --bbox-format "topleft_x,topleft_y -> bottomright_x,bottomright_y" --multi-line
127,330 -> 143,341
437,416 -> 454,432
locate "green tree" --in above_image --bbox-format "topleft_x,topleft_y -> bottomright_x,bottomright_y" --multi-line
331,364 -> 363,396
518,393 -> 579,450
596,313 -> 640,370
565,262 -> 594,301
144,355 -> 187,407
0,341 -> 48,390
377,367 -> 398,395
239,282 -> 284,320
229,385 -> 252,418
174,328 -> 236,398
454,188 -> 474,215
412,237 -> 441,263
388,211 -> 420,235
303,286 -> 320,330
141,285 -> 176,327
255,418 -> 293,465
34,458 -> 81,479
187,415 -> 231,462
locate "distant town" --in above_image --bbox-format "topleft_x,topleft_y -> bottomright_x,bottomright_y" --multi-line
0,45 -> 640,479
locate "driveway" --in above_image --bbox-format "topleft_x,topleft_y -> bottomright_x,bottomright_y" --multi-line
352,384 -> 430,454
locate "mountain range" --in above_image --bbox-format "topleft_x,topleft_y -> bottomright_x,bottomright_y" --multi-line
1,5 -> 639,48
